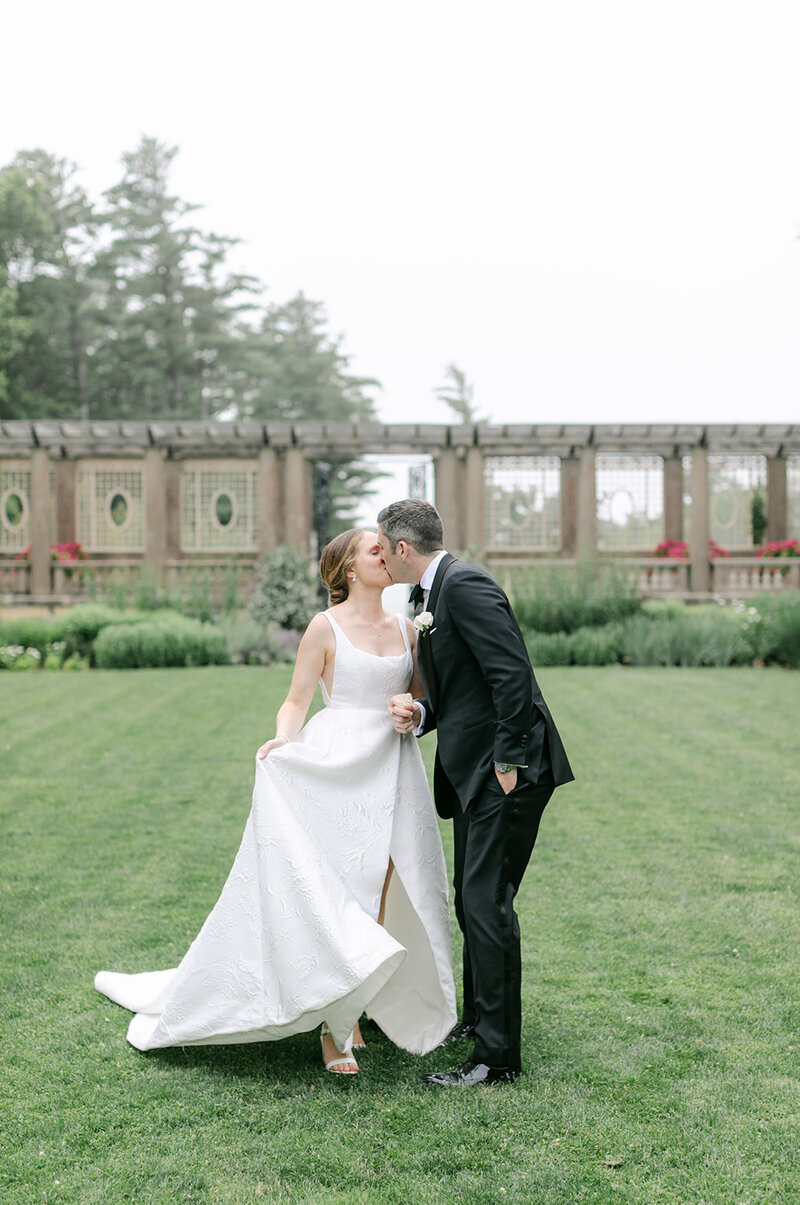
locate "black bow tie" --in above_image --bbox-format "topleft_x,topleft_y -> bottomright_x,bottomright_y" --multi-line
409,584 -> 425,607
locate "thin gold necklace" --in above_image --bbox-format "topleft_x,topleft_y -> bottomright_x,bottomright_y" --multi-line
349,600 -> 385,639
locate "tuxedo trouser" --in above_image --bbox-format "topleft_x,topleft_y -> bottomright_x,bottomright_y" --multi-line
452,775 -> 553,1069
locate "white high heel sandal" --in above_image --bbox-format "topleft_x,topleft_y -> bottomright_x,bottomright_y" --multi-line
320,1024 -> 358,1075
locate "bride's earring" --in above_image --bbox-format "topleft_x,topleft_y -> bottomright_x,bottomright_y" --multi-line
351,574 -> 358,583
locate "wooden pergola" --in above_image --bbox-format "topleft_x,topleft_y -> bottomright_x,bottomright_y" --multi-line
1,420 -> 798,602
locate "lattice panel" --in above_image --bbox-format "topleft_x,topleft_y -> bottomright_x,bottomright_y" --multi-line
708,455 -> 766,548
596,455 -> 664,550
485,457 -> 561,549
77,462 -> 145,551
0,461 -> 31,552
787,457 -> 800,539
181,462 -> 258,552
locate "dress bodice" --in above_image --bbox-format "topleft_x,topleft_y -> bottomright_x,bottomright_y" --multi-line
320,612 -> 413,710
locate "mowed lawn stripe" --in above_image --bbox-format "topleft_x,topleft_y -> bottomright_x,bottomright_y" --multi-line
1,666 -> 798,1204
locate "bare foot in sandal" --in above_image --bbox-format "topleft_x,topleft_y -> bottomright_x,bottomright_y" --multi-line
321,1024 -> 358,1074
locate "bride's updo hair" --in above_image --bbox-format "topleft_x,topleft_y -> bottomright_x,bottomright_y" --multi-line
319,528 -> 367,605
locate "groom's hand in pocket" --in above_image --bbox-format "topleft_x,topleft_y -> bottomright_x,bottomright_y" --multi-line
389,693 -> 420,734
494,766 -> 518,794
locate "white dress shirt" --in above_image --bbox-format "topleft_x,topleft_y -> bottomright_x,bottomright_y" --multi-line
419,549 -> 449,609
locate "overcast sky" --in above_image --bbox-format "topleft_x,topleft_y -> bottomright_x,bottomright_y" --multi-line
3,0 -> 799,428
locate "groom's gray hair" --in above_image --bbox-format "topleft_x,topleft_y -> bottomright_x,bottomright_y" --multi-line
378,500 -> 444,554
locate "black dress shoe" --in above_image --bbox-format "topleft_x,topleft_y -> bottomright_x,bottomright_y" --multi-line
422,1060 -> 521,1087
443,1021 -> 476,1044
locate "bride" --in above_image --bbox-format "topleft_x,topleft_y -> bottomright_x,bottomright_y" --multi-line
95,529 -> 456,1075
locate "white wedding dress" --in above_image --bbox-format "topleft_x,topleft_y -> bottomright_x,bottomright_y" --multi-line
95,611 -> 456,1056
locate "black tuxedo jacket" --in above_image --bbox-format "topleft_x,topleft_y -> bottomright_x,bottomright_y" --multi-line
416,555 -> 574,817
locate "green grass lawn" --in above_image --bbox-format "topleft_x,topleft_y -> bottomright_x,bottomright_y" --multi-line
1,666 -> 798,1204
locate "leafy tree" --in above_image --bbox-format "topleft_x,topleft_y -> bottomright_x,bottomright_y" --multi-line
184,234 -> 262,420
434,362 -> 486,423
0,273 -> 32,413
239,293 -> 378,423
0,152 -> 98,418
92,136 -> 260,419
237,293 -> 382,529
0,139 -> 383,525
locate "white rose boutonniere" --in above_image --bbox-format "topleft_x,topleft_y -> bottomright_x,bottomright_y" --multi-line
413,610 -> 436,638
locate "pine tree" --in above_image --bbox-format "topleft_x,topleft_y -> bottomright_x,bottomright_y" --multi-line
0,151 -> 98,418
93,136 -> 259,419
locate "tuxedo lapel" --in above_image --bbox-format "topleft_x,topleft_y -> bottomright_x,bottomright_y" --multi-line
417,554 -> 456,713
426,553 -> 455,616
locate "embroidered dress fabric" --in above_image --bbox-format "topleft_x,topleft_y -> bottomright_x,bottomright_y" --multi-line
95,612 -> 456,1055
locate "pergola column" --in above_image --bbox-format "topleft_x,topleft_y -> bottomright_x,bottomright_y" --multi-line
283,448 -> 312,553
689,447 -> 710,592
53,460 -> 76,543
663,454 -> 684,542
434,448 -> 461,549
28,448 -> 51,596
560,456 -> 579,557
143,448 -> 167,574
576,448 -> 597,561
766,456 -> 787,542
257,448 -> 281,556
164,460 -> 182,563
464,447 -> 485,552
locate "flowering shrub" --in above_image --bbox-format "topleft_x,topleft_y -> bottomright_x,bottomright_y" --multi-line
757,538 -> 800,578
652,539 -> 688,560
651,538 -> 728,560
649,539 -> 688,580
0,614 -> 66,669
249,544 -> 318,631
645,539 -> 727,571
15,541 -> 88,579
721,593 -> 800,666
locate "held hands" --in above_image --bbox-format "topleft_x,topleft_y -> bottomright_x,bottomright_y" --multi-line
256,734 -> 289,761
389,692 -> 421,734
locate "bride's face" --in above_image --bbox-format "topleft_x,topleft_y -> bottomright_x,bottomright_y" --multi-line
352,531 -> 392,589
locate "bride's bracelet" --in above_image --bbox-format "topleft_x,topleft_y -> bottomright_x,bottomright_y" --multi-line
274,734 -> 290,746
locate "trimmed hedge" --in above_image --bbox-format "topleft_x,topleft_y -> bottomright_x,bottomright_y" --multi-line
60,604 -> 147,664
94,615 -> 229,669
525,623 -> 621,667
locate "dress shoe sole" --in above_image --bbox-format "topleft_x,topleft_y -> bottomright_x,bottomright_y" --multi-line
422,1068 -> 521,1087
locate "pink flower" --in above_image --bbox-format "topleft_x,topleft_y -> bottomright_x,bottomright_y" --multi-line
653,539 -> 689,559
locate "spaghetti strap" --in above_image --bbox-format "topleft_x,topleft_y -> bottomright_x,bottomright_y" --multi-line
323,611 -> 343,639
396,612 -> 411,654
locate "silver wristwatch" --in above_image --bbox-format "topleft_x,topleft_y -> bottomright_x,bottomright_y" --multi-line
494,762 -> 515,774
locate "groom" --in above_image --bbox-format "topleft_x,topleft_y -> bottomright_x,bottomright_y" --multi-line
377,499 -> 574,1086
